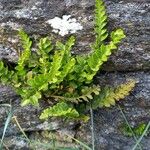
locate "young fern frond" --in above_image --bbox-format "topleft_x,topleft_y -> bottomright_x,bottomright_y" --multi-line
47,50 -> 65,83
86,29 -> 125,80
92,80 -> 136,109
38,37 -> 53,55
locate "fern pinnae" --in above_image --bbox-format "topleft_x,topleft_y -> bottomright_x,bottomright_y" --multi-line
38,37 -> 53,74
38,37 -> 53,55
0,61 -> 14,85
94,0 -> 108,48
47,50 -> 65,83
40,102 -> 79,120
17,29 -> 32,66
114,80 -> 136,101
58,58 -> 76,83
92,80 -> 136,109
50,85 -> 100,103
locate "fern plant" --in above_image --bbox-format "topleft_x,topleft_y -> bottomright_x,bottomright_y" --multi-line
0,0 -> 135,121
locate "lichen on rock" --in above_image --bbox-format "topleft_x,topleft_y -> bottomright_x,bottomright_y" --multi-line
46,15 -> 83,36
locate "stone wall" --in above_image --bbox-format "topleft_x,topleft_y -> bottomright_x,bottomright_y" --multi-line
0,0 -> 150,149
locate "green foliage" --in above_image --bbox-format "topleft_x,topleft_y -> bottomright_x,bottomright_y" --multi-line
40,102 -> 79,120
0,61 -> 14,84
91,80 -> 136,109
0,0 -> 134,121
94,0 -> 108,47
121,123 -> 150,137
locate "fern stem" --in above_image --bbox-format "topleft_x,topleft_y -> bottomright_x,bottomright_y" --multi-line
90,106 -> 95,150
50,95 -> 77,103
50,95 -> 65,99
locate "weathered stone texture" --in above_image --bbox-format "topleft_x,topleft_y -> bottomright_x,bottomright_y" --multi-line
0,0 -> 150,149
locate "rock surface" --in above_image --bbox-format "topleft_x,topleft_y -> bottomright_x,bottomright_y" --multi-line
0,0 -> 150,71
0,0 -> 150,149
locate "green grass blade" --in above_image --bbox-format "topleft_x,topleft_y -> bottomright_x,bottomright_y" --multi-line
0,104 -> 13,149
132,121 -> 150,150
66,135 -> 92,150
90,107 -> 95,150
118,105 -> 143,150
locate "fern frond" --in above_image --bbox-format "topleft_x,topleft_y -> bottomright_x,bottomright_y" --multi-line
93,0 -> 108,49
111,29 -> 126,45
64,36 -> 75,58
82,0 -> 126,83
113,80 -> 136,101
38,37 -> 53,74
21,91 -> 41,106
40,102 -> 79,119
17,29 -> 32,66
67,85 -> 100,103
38,37 -> 53,55
92,80 -> 136,109
56,36 -> 75,64
58,58 -> 75,83
15,30 -> 32,76
51,85 -> 100,103
53,36 -> 76,83
0,61 -> 14,84
48,50 -> 65,83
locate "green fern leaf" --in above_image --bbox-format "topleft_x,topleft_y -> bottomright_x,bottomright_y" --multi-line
17,29 -> 32,66
21,91 -> 42,106
92,80 -> 136,109
38,37 -> 53,54
69,85 -> 100,103
40,102 -> 79,119
43,50 -> 65,84
93,0 -> 108,48
38,37 -> 53,74
15,30 -> 32,76
58,58 -> 76,83
0,61 -> 14,84
111,29 -> 126,44
51,85 -> 100,103
56,36 -> 75,64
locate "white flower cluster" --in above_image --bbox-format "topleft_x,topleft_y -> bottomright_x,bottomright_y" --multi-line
46,15 -> 83,36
